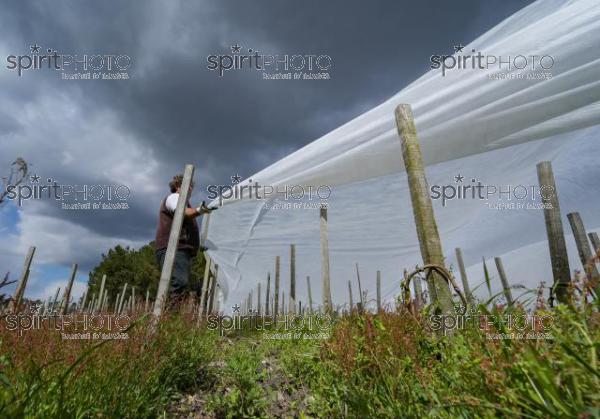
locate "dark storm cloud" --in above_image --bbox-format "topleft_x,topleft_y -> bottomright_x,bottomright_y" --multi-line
0,0 -> 534,259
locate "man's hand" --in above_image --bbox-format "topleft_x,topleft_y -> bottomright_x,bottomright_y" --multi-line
196,201 -> 218,215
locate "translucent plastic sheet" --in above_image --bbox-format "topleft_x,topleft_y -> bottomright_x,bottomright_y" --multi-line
205,0 -> 600,309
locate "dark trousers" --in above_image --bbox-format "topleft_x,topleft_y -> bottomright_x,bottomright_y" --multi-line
155,249 -> 192,296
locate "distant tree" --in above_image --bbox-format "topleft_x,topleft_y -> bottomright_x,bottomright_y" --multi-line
0,158 -> 28,206
88,242 -> 207,303
0,272 -> 16,307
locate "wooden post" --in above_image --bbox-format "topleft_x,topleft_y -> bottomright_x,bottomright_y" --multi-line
200,212 -> 211,246
494,257 -> 513,306
394,104 -> 452,313
257,282 -> 261,315
102,294 -> 108,311
248,290 -> 253,312
589,232 -> 600,252
455,248 -> 473,302
320,205 -> 332,312
355,263 -> 364,308
567,212 -> 600,281
306,276 -> 313,314
281,291 -> 285,314
51,287 -> 61,312
95,274 -> 107,313
413,277 -> 424,309
87,294 -> 95,314
145,289 -> 150,312
208,264 -> 219,314
9,246 -> 36,313
347,280 -> 353,312
274,256 -> 280,316
114,292 -> 120,313
118,283 -> 128,315
289,244 -> 296,314
131,286 -> 136,313
537,161 -> 571,303
153,164 -> 195,321
265,273 -> 271,316
199,255 -> 212,317
79,290 -> 88,313
61,263 -> 78,315
376,270 -> 382,312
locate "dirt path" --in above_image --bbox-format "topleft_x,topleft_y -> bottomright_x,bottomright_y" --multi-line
169,336 -> 314,418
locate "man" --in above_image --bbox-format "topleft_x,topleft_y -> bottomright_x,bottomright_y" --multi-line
154,174 -> 215,297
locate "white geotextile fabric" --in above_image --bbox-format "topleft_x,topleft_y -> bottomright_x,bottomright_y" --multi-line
205,0 -> 600,310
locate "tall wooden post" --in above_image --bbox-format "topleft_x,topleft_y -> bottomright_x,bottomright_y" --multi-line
589,232 -> 600,252
320,205 -> 332,312
153,164 -> 195,321
413,277 -> 424,309
355,263 -> 364,308
131,286 -> 136,313
79,290 -> 88,313
145,289 -> 150,312
88,294 -> 96,314
257,282 -> 262,315
281,291 -> 285,314
265,273 -> 271,316
9,246 -> 36,313
376,270 -> 382,312
394,104 -> 452,313
51,287 -> 61,312
95,274 -> 107,313
248,290 -> 253,312
494,257 -> 513,306
347,280 -> 353,312
289,244 -> 296,314
306,276 -> 313,314
208,264 -> 219,314
118,283 -> 128,315
537,161 -> 571,303
274,256 -> 280,316
200,212 -> 211,246
61,263 -> 78,315
567,212 -> 600,281
199,255 -> 212,317
455,248 -> 473,302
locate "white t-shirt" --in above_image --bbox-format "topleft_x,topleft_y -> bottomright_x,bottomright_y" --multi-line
165,193 -> 180,213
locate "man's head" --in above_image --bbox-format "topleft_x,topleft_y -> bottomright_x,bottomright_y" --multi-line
169,174 -> 195,193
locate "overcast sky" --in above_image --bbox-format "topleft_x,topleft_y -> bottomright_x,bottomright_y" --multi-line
0,0 -> 533,300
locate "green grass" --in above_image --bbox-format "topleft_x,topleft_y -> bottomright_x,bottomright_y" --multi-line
0,313 -> 217,418
1,295 -> 599,418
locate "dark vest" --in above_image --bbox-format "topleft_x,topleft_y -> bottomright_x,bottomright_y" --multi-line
154,196 -> 199,255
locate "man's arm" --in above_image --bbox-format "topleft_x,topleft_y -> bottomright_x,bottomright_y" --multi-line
166,194 -> 216,218
184,201 -> 217,219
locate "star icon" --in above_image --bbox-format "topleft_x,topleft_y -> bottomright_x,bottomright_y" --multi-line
30,43 -> 41,54
454,174 -> 464,183
30,173 -> 40,183
232,304 -> 241,313
231,44 -> 241,54
454,44 -> 464,53
231,174 -> 242,184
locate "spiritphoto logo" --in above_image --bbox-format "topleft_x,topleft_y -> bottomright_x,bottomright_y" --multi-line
429,307 -> 554,339
3,312 -> 131,339
5,43 -> 132,80
207,174 -> 331,207
430,173 -> 554,209
207,43 -> 332,80
430,44 -> 555,78
206,305 -> 333,338
2,172 -> 131,209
